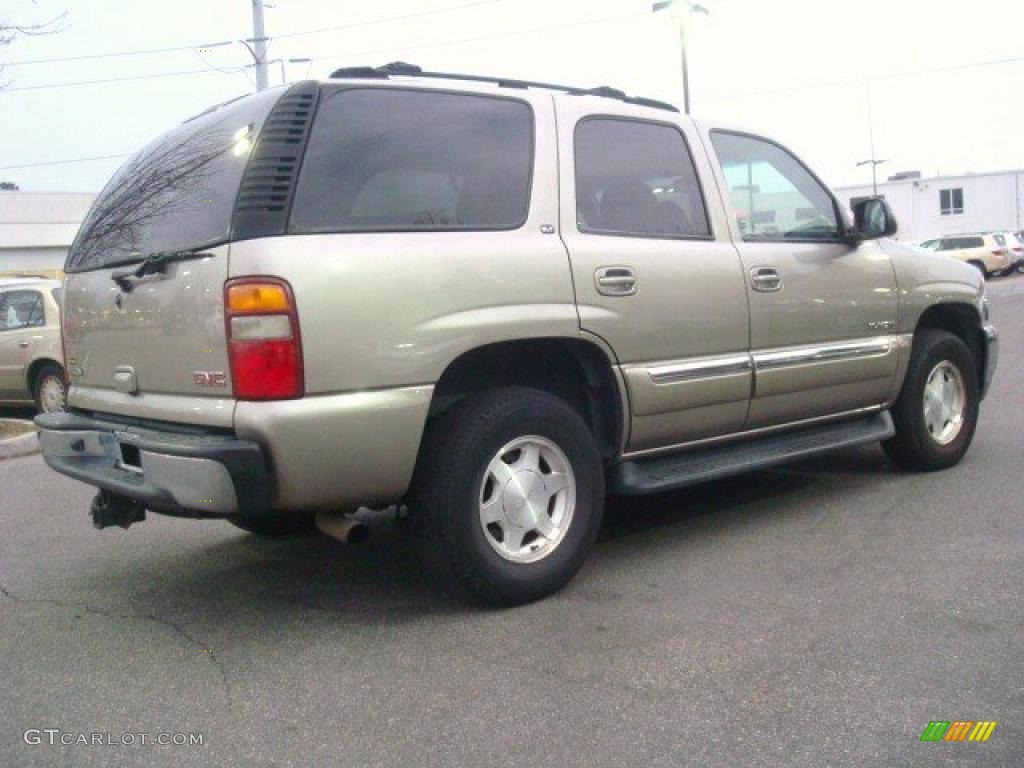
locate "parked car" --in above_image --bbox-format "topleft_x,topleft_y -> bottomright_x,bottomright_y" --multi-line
36,64 -> 997,605
0,277 -> 66,413
917,233 -> 1013,277
1002,231 -> 1024,271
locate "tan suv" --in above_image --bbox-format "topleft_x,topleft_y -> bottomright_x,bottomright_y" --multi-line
0,277 -> 66,413
919,233 -> 1014,277
36,64 -> 998,604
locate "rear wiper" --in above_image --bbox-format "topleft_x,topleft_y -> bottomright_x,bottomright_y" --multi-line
111,250 -> 211,292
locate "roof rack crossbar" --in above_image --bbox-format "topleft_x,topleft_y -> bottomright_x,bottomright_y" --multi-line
328,63 -> 679,113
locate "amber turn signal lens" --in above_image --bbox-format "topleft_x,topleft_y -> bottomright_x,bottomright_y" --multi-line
226,282 -> 290,313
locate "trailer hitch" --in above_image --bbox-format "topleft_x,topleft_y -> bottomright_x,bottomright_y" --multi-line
90,490 -> 146,530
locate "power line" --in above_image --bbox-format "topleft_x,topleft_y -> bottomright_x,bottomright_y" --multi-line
309,10 -> 645,65
696,54 -> 1024,101
1,0 -> 499,68
0,65 -> 250,93
2,41 -> 234,67
270,0 -> 499,40
0,153 -> 130,171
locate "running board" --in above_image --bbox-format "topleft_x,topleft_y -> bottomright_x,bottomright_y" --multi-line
611,412 -> 894,495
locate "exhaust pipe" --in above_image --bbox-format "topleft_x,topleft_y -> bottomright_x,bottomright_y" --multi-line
315,512 -> 369,545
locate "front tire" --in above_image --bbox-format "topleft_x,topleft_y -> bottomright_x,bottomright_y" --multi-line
410,387 -> 604,606
33,364 -> 66,414
883,330 -> 980,471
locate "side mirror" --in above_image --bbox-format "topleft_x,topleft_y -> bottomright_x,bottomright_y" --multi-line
849,197 -> 898,241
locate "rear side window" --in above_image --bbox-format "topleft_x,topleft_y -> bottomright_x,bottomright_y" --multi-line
290,89 -> 533,232
574,118 -> 710,238
0,290 -> 44,331
944,236 -> 984,249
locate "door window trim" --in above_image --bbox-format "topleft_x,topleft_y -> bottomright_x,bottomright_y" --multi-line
573,114 -> 715,242
709,129 -> 846,245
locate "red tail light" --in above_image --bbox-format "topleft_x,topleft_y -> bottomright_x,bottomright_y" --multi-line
224,277 -> 304,400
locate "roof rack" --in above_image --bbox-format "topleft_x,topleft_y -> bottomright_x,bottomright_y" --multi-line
328,62 -> 679,113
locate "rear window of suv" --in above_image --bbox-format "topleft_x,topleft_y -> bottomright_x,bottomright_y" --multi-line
65,87 -> 283,273
289,88 -> 534,233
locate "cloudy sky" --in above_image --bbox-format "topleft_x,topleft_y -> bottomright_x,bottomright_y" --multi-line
2,0 -> 1022,193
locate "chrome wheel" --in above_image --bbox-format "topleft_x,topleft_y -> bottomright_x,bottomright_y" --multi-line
922,361 -> 965,445
38,375 -> 66,413
478,435 -> 576,564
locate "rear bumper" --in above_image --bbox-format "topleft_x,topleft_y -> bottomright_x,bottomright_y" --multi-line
981,324 -> 998,400
34,411 -> 271,517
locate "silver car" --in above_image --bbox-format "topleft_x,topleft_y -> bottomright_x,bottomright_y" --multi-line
0,277 -> 66,413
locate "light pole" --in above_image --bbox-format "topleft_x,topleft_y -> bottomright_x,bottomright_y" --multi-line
856,158 -> 889,198
652,0 -> 710,115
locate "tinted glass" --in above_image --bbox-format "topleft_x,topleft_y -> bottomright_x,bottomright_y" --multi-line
993,234 -> 1006,246
945,237 -> 983,249
66,87 -> 283,272
711,132 -> 837,240
290,89 -> 533,232
0,291 -> 44,331
574,118 -> 709,238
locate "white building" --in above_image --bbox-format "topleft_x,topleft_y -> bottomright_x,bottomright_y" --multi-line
0,192 -> 95,277
834,170 -> 1024,242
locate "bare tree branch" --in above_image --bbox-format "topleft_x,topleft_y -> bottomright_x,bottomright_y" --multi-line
0,7 -> 68,86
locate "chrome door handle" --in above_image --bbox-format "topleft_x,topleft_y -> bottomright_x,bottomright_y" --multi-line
595,266 -> 638,296
750,267 -> 782,293
18,341 -> 30,348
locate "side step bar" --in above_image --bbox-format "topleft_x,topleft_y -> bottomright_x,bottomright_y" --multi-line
611,412 -> 895,495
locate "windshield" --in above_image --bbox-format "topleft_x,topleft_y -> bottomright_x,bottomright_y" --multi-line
65,87 -> 283,273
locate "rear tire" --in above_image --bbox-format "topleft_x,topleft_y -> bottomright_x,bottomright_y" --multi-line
409,387 -> 604,606
33,364 -> 66,413
229,514 -> 314,537
883,330 -> 979,471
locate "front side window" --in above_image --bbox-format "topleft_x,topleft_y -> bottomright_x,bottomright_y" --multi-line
290,89 -> 533,232
574,118 -> 710,238
940,187 -> 964,215
711,131 -> 838,241
0,291 -> 44,332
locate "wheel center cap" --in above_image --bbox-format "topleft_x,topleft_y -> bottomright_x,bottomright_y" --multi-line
502,470 -> 542,528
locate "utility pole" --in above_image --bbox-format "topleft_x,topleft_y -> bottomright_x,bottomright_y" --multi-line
250,0 -> 269,91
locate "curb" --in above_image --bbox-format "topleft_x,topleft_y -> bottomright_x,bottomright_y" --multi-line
0,421 -> 39,460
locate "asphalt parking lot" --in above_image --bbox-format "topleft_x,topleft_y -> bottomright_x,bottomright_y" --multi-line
1,276 -> 1022,768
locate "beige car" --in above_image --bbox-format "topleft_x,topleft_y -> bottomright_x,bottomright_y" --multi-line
36,65 -> 997,604
0,277 -> 66,413
918,233 -> 1014,277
